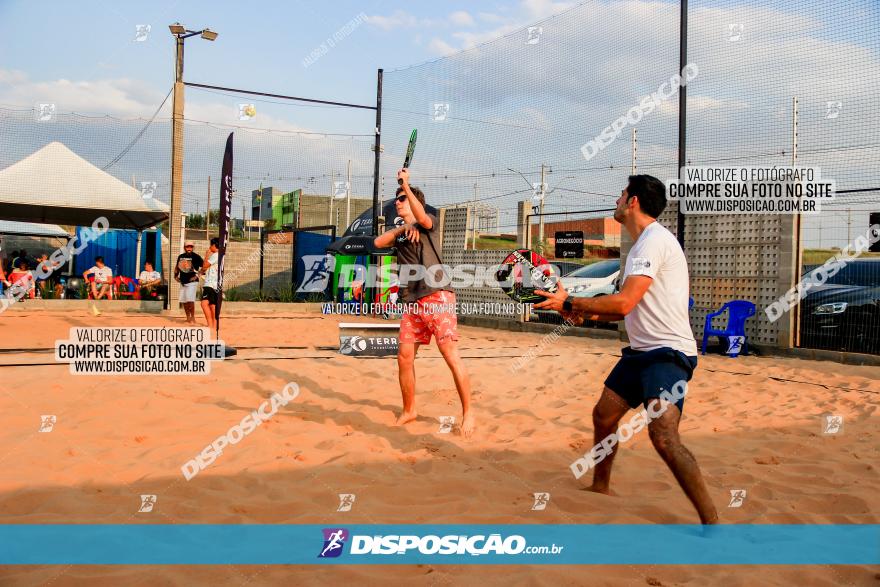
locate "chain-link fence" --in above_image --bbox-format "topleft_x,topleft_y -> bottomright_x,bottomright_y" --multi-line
2,0 -> 878,352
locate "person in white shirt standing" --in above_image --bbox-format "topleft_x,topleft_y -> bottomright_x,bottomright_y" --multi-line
535,174 -> 717,525
199,238 -> 220,333
83,256 -> 114,300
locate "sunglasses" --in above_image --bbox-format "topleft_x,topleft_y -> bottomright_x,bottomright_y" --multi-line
396,194 -> 407,203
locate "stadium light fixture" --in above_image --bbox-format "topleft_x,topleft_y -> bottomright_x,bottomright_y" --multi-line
201,29 -> 218,41
168,22 -> 186,35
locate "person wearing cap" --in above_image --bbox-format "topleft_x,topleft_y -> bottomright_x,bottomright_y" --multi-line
174,241 -> 204,324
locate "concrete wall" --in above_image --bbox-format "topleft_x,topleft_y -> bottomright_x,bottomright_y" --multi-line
682,214 -> 793,347
441,206 -> 522,319
450,198 -> 798,350
645,203 -> 795,348
168,233 -> 293,301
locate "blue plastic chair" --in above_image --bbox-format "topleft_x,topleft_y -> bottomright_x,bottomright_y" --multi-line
701,300 -> 756,357
688,297 -> 694,310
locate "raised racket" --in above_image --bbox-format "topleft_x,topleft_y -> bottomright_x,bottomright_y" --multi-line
399,129 -> 417,185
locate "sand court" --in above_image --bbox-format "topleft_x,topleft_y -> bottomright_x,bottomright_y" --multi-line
0,310 -> 877,585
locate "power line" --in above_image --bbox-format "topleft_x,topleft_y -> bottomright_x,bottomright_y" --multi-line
184,82 -> 376,110
102,88 -> 172,170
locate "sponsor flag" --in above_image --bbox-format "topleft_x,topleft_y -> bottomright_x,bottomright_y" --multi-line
216,132 -> 233,337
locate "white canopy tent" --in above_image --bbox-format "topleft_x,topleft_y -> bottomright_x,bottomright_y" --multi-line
0,142 -> 169,229
0,220 -> 71,238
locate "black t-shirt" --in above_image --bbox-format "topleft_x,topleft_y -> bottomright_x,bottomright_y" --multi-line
175,252 -> 203,284
394,214 -> 450,302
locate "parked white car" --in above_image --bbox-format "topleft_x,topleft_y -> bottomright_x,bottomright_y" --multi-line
560,259 -> 621,298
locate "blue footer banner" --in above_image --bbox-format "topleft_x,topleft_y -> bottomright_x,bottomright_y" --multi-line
0,525 -> 876,565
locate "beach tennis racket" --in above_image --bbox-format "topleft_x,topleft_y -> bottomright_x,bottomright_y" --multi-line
399,129 -> 417,184
495,249 -> 559,303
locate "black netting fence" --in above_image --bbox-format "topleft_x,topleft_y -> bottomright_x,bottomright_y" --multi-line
2,0 -> 878,348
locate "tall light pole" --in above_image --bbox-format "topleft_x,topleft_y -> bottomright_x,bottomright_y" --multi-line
508,165 -> 552,253
166,22 -> 217,308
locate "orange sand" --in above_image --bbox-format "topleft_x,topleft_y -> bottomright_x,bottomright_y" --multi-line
0,309 -> 877,586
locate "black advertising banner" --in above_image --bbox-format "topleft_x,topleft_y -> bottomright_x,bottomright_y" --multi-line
555,231 -> 584,258
871,213 -> 880,253
216,132 -> 233,336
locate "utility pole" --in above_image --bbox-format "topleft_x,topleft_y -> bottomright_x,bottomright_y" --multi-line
472,182 -> 478,249
538,163 -> 547,250
167,23 -> 217,309
244,202 -> 249,242
328,170 -> 335,228
346,159 -> 352,229
168,34 -> 185,309
206,175 -> 211,241
792,96 -> 802,348
676,0 -> 687,247
847,209 -> 852,243
631,128 -> 638,174
258,184 -> 263,244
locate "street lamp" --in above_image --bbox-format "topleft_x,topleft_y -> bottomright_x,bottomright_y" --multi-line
165,22 -> 217,309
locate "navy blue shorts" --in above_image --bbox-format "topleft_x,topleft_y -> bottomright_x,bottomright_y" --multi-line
604,347 -> 698,413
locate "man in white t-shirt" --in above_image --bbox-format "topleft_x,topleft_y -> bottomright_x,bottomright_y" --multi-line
199,238 -> 220,333
83,256 -> 114,300
535,174 -> 717,525
137,261 -> 162,297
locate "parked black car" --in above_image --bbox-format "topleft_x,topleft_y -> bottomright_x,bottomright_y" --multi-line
800,259 -> 880,354
551,261 -> 584,277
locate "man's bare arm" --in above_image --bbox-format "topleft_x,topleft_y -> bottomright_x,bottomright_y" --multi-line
398,169 -> 432,229
374,225 -> 405,249
535,275 -> 653,321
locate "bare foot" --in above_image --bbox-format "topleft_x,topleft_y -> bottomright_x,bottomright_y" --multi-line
395,411 -> 418,426
460,412 -> 475,438
581,483 -> 617,496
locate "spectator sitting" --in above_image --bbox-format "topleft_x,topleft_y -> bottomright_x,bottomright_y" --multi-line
35,253 -> 57,298
13,249 -> 30,270
83,256 -> 114,300
0,259 -> 10,296
8,259 -> 35,300
6,250 -> 19,274
137,261 -> 162,297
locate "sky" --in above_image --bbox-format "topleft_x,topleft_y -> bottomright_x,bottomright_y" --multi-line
0,0 -> 581,133
0,0 -> 878,246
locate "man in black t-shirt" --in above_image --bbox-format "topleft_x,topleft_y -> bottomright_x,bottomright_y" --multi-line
374,169 -> 474,437
174,241 -> 203,324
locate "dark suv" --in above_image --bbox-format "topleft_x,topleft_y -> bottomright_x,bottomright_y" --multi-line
800,259 -> 880,354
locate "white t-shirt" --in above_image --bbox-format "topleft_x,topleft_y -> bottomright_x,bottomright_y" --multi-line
203,252 -> 219,289
623,221 -> 697,356
88,265 -> 113,283
139,270 -> 160,283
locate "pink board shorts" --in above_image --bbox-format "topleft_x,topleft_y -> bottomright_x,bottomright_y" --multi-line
399,290 -> 458,345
